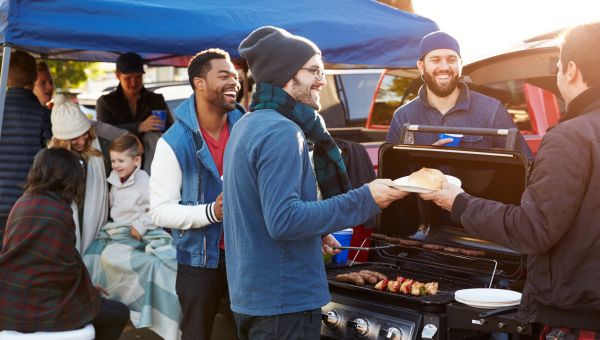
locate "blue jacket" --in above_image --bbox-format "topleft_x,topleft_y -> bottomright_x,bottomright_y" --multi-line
386,82 -> 533,158
162,96 -> 243,268
0,88 -> 52,221
223,109 -> 380,316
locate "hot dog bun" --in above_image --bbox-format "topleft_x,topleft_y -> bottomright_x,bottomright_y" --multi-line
408,167 -> 445,190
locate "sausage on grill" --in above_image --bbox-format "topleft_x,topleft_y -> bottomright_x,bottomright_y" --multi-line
442,246 -> 461,254
422,243 -> 444,251
361,270 -> 387,281
398,238 -> 422,247
336,273 -> 365,286
460,249 -> 486,257
357,270 -> 378,284
370,233 -> 387,241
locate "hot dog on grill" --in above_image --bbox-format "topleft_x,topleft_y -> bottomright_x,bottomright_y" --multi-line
357,270 -> 378,284
361,270 -> 387,281
335,273 -> 365,286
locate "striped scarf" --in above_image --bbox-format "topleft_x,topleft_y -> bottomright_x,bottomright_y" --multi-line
251,82 -> 352,198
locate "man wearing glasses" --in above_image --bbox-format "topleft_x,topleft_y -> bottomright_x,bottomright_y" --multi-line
222,26 -> 408,339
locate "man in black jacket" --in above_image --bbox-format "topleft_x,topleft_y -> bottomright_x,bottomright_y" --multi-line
96,52 -> 172,172
421,22 -> 600,335
0,50 -> 52,243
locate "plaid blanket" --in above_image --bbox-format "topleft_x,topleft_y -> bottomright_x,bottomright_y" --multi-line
251,82 -> 351,198
83,221 -> 181,340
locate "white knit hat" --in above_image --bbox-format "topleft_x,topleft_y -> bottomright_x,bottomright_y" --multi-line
51,95 -> 91,140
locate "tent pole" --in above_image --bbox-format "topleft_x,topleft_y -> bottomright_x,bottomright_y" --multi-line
0,45 -> 12,140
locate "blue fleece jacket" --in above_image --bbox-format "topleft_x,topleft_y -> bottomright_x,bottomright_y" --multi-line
223,109 -> 380,316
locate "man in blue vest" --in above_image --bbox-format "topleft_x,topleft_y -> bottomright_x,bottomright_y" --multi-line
149,48 -> 243,340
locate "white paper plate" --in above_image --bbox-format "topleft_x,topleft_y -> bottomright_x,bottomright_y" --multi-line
455,296 -> 520,309
390,175 -> 461,193
455,288 -> 521,304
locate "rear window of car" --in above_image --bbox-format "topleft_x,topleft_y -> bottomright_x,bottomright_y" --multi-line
336,73 -> 381,122
371,74 -> 418,126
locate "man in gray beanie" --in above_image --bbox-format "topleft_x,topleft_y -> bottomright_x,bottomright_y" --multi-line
222,26 -> 407,339
385,31 -> 532,159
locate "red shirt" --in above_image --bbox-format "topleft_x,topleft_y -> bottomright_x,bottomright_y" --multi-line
201,123 -> 229,176
201,123 -> 229,249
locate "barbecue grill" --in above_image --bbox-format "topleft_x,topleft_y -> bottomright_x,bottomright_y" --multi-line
321,126 -> 535,340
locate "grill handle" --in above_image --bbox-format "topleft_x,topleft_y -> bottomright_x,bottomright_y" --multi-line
398,123 -> 519,151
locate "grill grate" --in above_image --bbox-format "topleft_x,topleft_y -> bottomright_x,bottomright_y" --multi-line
369,238 -> 525,282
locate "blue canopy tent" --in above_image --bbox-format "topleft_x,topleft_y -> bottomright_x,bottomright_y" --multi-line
0,0 -> 438,136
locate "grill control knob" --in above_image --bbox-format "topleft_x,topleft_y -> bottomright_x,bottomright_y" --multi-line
321,310 -> 340,327
380,327 -> 403,339
347,318 -> 369,336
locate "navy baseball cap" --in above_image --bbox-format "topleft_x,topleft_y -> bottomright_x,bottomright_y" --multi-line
419,31 -> 461,60
116,52 -> 145,74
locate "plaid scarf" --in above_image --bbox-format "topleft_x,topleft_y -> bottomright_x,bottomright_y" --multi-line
251,82 -> 352,198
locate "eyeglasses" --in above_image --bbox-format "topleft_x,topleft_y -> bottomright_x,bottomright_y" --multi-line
299,67 -> 326,82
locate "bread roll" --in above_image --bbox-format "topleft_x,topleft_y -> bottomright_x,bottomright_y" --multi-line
408,167 -> 445,190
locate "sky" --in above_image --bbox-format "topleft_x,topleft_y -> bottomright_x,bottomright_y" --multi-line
412,0 -> 600,62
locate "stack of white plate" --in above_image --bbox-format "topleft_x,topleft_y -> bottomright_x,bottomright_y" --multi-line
454,288 -> 521,309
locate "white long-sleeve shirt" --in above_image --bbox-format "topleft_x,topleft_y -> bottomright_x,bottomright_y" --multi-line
149,138 -> 220,230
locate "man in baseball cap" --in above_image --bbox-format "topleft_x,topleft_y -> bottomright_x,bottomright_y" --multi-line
385,31 -> 532,158
222,26 -> 408,339
95,52 -> 173,173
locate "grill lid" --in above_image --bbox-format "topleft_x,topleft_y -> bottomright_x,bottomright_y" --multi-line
377,143 -> 528,258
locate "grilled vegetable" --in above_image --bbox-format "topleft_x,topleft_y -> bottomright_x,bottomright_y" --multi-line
400,279 -> 414,294
425,282 -> 439,295
387,280 -> 400,292
411,282 -> 425,296
374,278 -> 389,291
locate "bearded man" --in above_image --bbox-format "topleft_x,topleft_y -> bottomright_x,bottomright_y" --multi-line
386,31 -> 532,158
149,48 -> 244,340
222,26 -> 408,340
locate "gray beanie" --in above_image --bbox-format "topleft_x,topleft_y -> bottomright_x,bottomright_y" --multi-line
239,26 -> 321,87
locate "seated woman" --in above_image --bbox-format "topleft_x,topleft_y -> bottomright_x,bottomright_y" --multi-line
47,95 -> 108,254
0,148 -> 129,339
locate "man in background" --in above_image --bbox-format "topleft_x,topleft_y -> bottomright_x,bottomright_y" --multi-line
32,60 -> 127,173
96,52 -> 172,172
33,61 -> 55,110
0,50 -> 52,245
386,31 -> 532,158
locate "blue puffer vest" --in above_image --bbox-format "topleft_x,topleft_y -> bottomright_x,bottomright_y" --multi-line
162,95 -> 243,268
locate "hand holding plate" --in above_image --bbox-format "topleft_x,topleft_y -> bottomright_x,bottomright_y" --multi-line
419,182 -> 464,211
